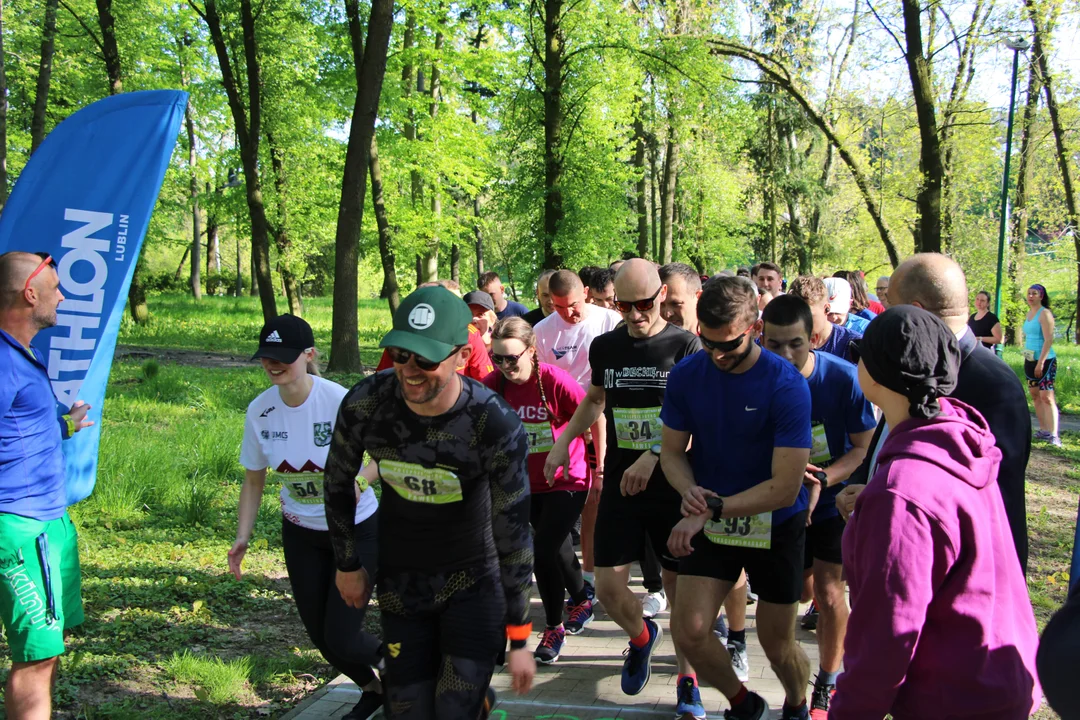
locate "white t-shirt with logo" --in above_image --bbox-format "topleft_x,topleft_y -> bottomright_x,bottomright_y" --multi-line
240,375 -> 377,531
534,307 -> 623,389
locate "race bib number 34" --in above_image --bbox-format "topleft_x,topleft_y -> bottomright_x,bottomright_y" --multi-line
379,460 -> 464,504
612,407 -> 662,450
522,421 -> 555,454
704,512 -> 773,549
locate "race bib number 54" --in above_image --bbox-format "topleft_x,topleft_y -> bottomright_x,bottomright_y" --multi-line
379,460 -> 463,504
704,512 -> 773,549
612,407 -> 662,450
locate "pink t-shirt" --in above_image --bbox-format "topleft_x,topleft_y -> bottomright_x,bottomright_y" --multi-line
484,363 -> 589,493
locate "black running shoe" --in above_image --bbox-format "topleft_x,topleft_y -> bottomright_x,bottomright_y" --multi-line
342,690 -> 384,720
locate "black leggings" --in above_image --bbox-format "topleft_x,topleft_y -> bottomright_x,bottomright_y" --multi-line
282,515 -> 382,688
530,490 -> 588,627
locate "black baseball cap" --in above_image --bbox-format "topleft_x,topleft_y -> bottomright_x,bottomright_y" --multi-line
463,290 -> 495,312
252,314 -> 315,364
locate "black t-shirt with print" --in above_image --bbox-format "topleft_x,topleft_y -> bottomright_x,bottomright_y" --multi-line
588,323 -> 701,497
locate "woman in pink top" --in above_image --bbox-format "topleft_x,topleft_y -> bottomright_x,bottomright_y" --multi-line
483,317 -> 594,666
834,306 -> 1040,719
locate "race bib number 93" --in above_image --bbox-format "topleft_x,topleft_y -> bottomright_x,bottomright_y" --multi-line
379,460 -> 464,504
704,512 -> 773,549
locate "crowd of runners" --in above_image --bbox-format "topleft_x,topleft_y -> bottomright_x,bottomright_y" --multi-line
1,248 -> 1079,720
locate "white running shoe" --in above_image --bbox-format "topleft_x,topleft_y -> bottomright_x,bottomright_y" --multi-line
727,640 -> 750,682
641,590 -> 667,618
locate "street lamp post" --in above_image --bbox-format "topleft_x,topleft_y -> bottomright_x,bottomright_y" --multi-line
993,37 -> 1031,357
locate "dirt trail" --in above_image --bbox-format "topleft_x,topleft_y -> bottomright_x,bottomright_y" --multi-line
115,344 -> 255,369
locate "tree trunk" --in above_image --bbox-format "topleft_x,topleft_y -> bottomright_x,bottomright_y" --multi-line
402,11 -> 422,209
1009,59 -> 1041,345
250,247 -> 258,296
900,0 -> 943,253
95,0 -> 122,94
633,108 -> 649,258
370,135 -> 400,314
649,139 -> 659,259
1027,0 -> 1080,341
186,100 -> 201,300
420,26 -> 443,284
268,133 -> 302,316
450,243 -> 460,284
0,0 -> 8,210
234,232 -> 243,295
206,213 -> 220,274
327,0 -> 394,371
30,0 -> 58,153
474,197 -> 484,277
660,134 -> 677,264
542,0 -> 565,269
415,255 -> 423,286
175,245 -> 191,280
202,0 -> 276,322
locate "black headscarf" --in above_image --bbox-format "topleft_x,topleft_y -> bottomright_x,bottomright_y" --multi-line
860,305 -> 960,419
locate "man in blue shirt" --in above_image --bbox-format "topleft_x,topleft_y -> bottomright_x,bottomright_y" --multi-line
0,251 -> 93,720
478,271 -> 529,320
761,295 -> 877,719
788,276 -> 860,363
661,276 -> 813,720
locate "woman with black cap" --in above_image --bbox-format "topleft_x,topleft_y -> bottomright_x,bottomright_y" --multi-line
233,314 -> 384,720
830,306 -> 1041,720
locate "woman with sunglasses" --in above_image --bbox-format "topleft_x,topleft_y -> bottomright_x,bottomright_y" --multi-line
484,317 -> 594,665
235,314 -> 383,720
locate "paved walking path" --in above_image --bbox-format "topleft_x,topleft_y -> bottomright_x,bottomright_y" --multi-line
283,563 -> 821,720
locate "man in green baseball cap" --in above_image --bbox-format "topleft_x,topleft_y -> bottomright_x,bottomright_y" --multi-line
325,284 -> 537,717
379,285 -> 476,407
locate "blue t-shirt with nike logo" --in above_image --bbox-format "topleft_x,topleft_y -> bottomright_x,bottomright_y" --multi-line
661,347 -> 812,524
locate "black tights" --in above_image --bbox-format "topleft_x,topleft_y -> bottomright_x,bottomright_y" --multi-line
282,516 -> 382,688
530,490 -> 588,627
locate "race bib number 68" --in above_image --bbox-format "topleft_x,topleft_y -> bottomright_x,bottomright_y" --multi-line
379,460 -> 464,504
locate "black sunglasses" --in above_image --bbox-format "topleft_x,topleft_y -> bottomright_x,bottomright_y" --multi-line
492,348 -> 528,367
387,345 -> 462,371
614,285 -> 662,314
699,327 -> 752,354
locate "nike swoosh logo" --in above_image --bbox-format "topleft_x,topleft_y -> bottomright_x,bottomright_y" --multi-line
745,406 -> 757,411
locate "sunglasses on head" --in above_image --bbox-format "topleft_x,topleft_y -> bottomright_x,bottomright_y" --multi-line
613,285 -> 662,314
388,345 -> 462,371
24,252 -> 57,292
699,326 -> 752,353
492,348 -> 529,367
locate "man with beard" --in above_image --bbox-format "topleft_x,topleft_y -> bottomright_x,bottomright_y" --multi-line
663,276 -> 813,720
323,286 -> 536,719
0,252 -> 94,720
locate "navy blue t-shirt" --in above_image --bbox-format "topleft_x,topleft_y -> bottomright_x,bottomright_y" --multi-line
818,322 -> 861,364
661,348 -> 812,524
806,351 -> 877,520
496,301 -> 530,320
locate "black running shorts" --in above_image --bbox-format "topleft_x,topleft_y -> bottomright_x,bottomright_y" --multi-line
593,485 -> 683,572
803,514 -> 845,569
679,511 -> 807,605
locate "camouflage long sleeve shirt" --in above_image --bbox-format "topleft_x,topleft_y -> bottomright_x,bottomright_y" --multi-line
323,370 -> 534,628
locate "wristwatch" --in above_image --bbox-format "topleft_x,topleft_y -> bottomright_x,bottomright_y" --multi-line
705,495 -> 725,523
649,443 -> 662,457
811,470 -> 828,484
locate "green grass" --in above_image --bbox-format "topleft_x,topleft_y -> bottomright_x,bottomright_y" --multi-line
1002,345 -> 1080,414
118,294 -> 394,366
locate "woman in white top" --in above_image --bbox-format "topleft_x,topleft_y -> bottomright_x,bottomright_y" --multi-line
232,314 -> 383,720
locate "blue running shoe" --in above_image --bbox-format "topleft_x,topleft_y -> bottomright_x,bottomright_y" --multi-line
781,702 -> 810,720
565,599 -> 594,635
621,617 -> 662,695
534,625 -> 565,665
675,677 -> 706,719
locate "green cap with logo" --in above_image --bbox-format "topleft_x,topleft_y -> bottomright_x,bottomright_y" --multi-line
379,285 -> 473,362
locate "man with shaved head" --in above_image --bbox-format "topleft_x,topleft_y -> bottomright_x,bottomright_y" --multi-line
546,259 -> 706,717
0,251 -> 93,719
838,253 -> 1031,575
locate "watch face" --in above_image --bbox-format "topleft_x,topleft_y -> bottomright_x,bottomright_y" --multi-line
650,443 -> 662,455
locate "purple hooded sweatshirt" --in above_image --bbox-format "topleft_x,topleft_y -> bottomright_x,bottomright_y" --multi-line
833,397 -> 1040,720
